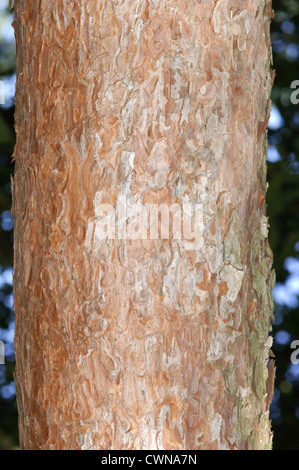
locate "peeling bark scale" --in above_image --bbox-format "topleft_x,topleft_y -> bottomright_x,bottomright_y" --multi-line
12,0 -> 275,450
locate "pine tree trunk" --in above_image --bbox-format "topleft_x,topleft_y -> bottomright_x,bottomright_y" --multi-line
12,0 -> 275,450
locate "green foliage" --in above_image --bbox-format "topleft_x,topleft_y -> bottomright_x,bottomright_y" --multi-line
266,0 -> 299,450
0,0 -> 16,450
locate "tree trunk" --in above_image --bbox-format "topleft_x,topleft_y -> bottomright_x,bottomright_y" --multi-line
12,0 -> 275,450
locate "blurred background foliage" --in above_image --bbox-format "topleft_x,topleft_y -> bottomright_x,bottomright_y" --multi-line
0,0 -> 298,450
267,0 -> 299,450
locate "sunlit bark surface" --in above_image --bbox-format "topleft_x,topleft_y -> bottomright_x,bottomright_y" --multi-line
12,0 -> 275,450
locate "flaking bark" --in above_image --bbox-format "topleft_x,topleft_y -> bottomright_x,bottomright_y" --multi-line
12,0 -> 275,450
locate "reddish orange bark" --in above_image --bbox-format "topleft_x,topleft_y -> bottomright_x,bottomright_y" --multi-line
12,0 -> 275,449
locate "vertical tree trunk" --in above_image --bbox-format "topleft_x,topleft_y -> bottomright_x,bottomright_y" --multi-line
12,0 -> 275,450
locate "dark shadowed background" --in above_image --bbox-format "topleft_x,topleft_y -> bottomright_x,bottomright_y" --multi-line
0,0 -> 298,450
